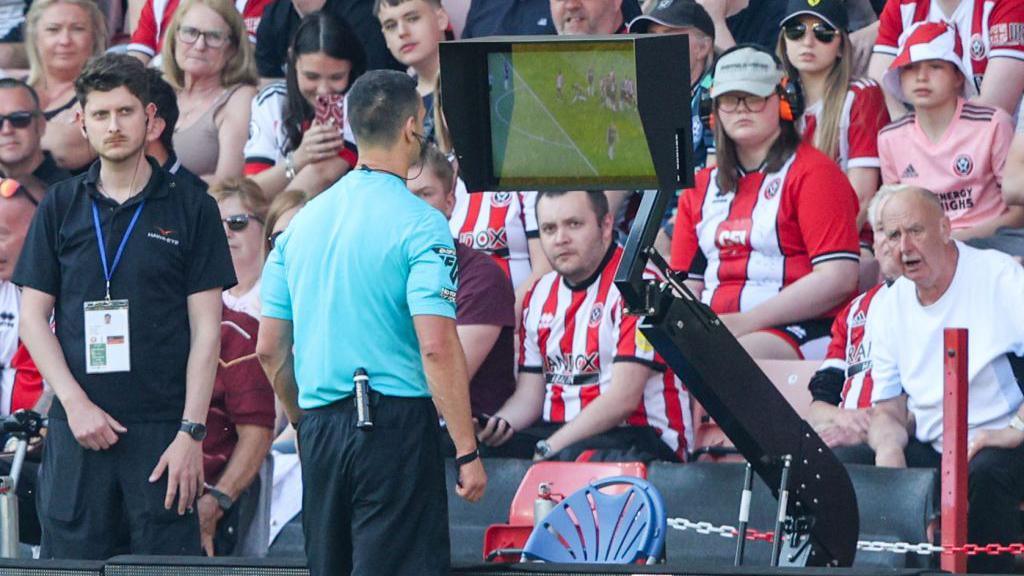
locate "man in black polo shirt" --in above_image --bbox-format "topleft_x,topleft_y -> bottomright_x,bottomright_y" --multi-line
142,69 -> 206,191
0,78 -> 71,198
13,54 -> 236,559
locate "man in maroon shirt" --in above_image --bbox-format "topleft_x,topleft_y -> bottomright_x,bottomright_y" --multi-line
200,307 -> 276,556
407,148 -> 516,424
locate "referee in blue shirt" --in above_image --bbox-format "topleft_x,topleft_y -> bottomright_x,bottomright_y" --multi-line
257,70 -> 486,576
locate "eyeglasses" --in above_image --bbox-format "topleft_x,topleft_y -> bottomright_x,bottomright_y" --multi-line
717,93 -> 771,113
0,178 -> 38,206
177,25 -> 231,48
267,230 -> 284,248
783,22 -> 839,43
0,111 -> 38,130
223,213 -> 263,232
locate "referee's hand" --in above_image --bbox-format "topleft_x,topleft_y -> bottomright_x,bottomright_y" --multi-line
455,457 -> 487,503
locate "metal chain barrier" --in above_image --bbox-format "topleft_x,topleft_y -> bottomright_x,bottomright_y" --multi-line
667,517 -> 1024,556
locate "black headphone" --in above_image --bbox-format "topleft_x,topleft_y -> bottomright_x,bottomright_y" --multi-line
700,43 -> 805,125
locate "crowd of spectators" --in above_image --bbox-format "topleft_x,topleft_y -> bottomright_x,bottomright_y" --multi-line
0,0 -> 1022,570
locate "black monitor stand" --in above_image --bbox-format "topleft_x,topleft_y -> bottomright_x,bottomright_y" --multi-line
614,189 -> 859,567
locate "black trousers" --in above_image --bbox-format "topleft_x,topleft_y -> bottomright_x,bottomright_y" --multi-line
37,418 -> 201,559
298,395 -> 449,576
833,439 -> 1024,573
446,422 -> 681,463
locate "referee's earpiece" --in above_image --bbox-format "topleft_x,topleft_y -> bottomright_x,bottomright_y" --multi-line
777,75 -> 805,122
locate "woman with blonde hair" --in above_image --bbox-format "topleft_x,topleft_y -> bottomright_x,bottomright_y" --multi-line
776,0 -> 889,236
163,0 -> 257,183
210,177 -> 268,318
24,0 -> 106,170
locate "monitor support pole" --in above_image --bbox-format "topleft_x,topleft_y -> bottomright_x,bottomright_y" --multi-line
614,189 -> 859,567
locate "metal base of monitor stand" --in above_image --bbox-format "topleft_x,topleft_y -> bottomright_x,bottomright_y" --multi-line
615,189 -> 859,567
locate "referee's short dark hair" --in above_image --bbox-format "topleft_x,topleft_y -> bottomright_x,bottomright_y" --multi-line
536,190 -> 610,223
144,68 -> 178,154
347,70 -> 420,149
75,53 -> 150,108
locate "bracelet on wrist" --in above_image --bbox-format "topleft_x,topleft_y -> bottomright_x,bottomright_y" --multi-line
284,151 -> 297,180
455,449 -> 479,468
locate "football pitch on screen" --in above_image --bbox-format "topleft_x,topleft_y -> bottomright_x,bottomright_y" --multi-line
488,47 -> 655,186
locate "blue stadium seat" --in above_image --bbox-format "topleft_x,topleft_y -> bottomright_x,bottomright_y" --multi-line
522,476 -> 665,564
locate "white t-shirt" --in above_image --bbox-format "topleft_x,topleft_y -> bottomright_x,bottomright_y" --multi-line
223,282 -> 261,319
869,242 -> 1024,450
0,281 -> 19,416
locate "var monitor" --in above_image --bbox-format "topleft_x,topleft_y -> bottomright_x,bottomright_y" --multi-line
439,34 -> 692,193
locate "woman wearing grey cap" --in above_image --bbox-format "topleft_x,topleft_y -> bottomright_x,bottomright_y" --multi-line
776,0 -> 890,289
670,45 -> 861,361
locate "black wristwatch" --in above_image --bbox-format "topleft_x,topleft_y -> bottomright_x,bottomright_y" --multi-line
205,485 -> 234,511
534,439 -> 554,460
179,420 -> 207,441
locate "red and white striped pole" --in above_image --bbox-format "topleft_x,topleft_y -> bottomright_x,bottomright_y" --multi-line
942,328 -> 968,574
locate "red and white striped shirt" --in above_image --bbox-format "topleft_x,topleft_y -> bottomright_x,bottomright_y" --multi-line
127,0 -> 271,60
518,246 -> 691,457
800,79 -> 890,172
450,185 -> 537,290
819,283 -> 889,409
874,0 -> 1024,96
671,144 -> 860,317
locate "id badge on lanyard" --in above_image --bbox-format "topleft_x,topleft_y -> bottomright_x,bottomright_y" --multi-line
84,299 -> 130,373
84,199 -> 145,374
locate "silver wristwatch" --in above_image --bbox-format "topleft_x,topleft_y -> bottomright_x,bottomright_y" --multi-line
534,439 -> 554,460
284,151 -> 297,180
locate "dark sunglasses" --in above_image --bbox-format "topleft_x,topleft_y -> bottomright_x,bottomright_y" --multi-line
0,111 -> 38,130
783,22 -> 838,43
0,178 -> 38,206
223,213 -> 263,231
267,230 -> 284,249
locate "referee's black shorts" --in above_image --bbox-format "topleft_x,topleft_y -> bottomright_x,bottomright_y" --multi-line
298,394 -> 449,576
37,418 -> 201,559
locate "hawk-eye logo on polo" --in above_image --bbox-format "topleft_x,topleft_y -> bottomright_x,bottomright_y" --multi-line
147,226 -> 180,246
0,311 -> 13,329
432,245 -> 458,284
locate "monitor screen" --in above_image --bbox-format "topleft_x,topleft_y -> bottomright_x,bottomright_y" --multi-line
486,40 -> 658,189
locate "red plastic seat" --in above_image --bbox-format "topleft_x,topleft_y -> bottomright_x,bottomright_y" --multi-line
482,460 -> 647,562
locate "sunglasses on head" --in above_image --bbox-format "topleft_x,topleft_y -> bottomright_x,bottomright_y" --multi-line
783,21 -> 838,43
223,213 -> 263,231
0,111 -> 38,130
0,178 -> 38,206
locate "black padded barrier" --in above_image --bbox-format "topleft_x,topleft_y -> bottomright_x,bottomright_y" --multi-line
102,556 -> 307,576
0,559 -> 103,575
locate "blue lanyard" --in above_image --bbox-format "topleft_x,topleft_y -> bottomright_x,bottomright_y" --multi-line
91,199 -> 145,300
